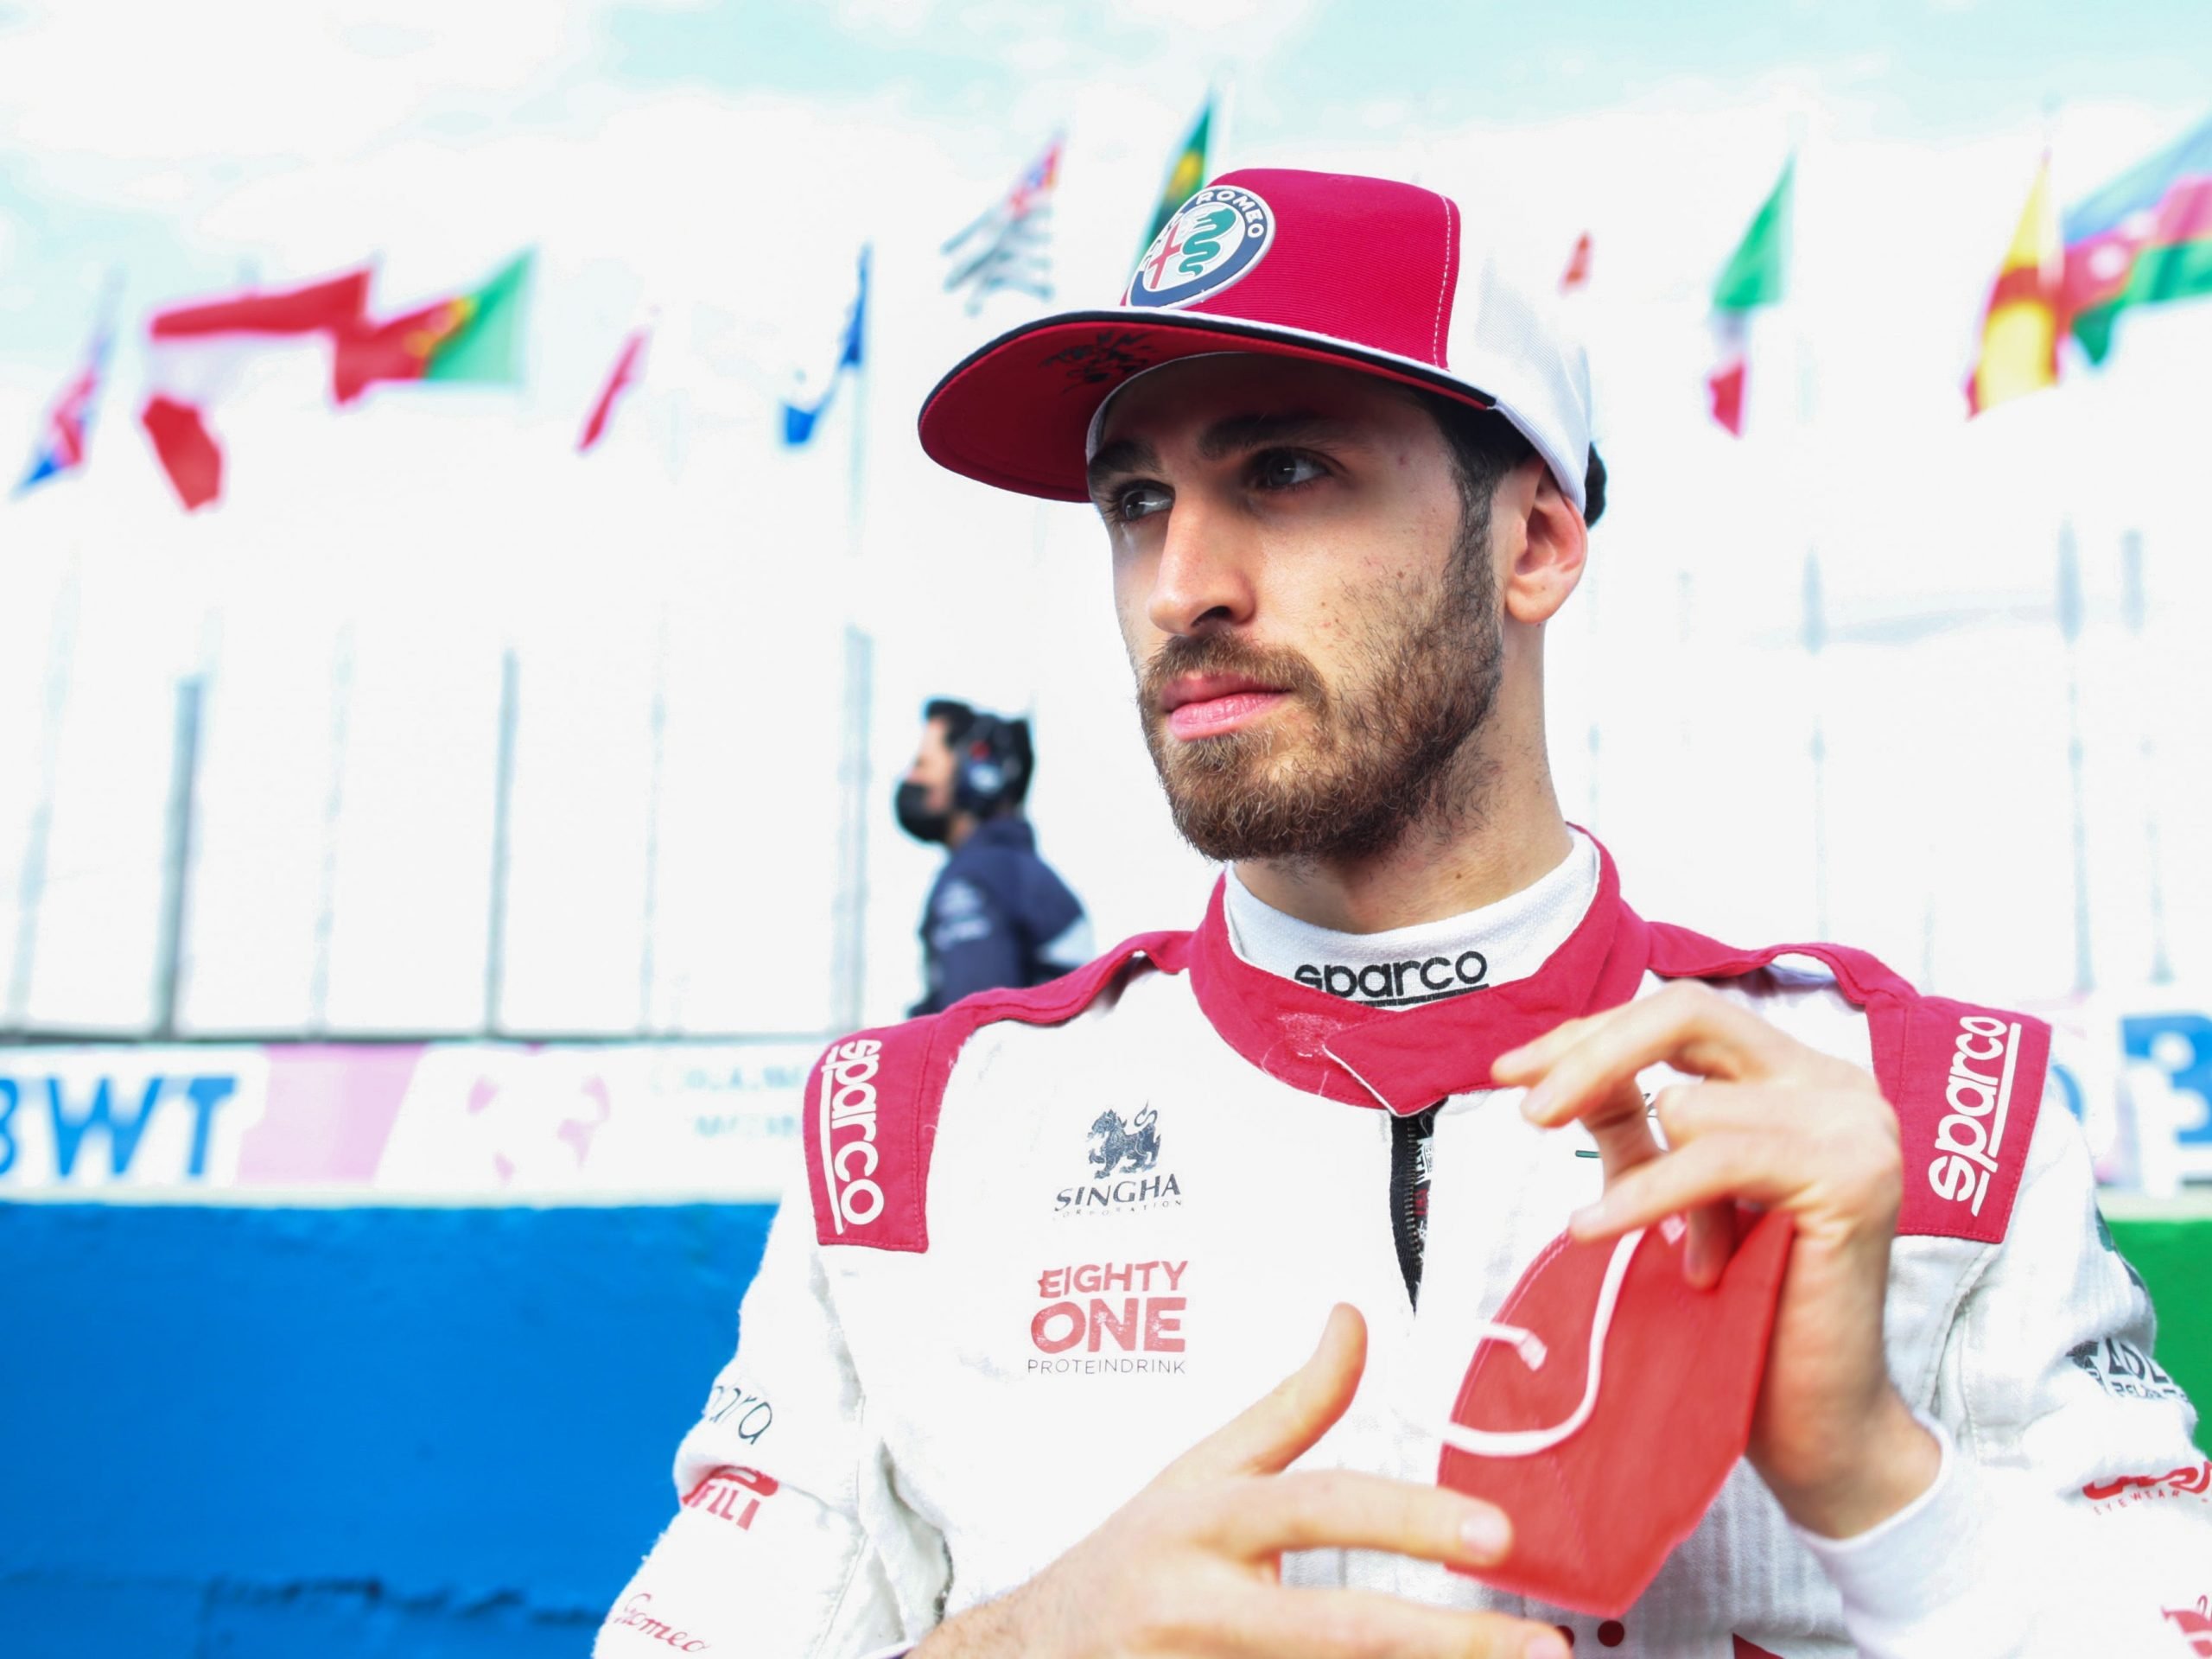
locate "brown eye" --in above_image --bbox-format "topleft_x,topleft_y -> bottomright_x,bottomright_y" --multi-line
1253,451 -> 1326,491
1116,482 -> 1171,522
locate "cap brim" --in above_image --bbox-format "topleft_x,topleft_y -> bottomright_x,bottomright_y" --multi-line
918,308 -> 1500,504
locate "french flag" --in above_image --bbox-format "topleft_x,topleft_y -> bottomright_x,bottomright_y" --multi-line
140,270 -> 368,511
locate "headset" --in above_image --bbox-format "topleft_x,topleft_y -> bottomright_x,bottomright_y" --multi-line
952,712 -> 1031,817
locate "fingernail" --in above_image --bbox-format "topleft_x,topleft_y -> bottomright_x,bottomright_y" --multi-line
1518,1085 -> 1551,1122
1569,1201 -> 1604,1233
1459,1508 -> 1510,1560
1526,1632 -> 1572,1659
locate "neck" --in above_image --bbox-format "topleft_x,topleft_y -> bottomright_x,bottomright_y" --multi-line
945,811 -> 981,850
1233,747 -> 1572,935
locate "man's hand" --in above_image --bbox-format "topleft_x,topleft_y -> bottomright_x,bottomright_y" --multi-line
914,1304 -> 1570,1659
1495,982 -> 1941,1540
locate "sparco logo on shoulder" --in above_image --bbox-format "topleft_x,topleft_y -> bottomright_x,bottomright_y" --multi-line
1126,186 -> 1275,309
818,1039 -> 885,1231
1924,1014 -> 2022,1217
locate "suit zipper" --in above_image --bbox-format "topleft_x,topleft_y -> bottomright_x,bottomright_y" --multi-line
1389,1103 -> 1443,1309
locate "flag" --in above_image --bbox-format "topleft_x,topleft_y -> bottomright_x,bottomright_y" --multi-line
1966,156 -> 2061,416
1560,232 -> 1592,295
944,134 -> 1062,315
16,287 -> 118,496
141,269 -> 371,512
782,245 -> 868,448
2061,115 -> 2212,366
1707,157 -> 1793,436
578,325 -> 650,454
1138,96 -> 1213,259
333,251 -> 533,404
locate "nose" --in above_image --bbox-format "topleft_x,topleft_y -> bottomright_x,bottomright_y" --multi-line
1145,493 -> 1257,638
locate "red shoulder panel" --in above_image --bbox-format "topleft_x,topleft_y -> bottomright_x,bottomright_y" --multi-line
800,931 -> 1190,1254
1643,923 -> 2049,1244
1885,996 -> 2051,1244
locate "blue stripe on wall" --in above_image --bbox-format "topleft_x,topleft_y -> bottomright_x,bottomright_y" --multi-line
0,1203 -> 776,1657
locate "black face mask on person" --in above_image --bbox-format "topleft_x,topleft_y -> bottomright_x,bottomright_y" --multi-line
895,781 -> 954,845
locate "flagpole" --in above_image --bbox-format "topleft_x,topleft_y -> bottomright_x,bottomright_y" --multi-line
639,599 -> 670,1036
484,647 -> 519,1036
307,621 -> 355,1033
2120,529 -> 2173,985
151,675 -> 206,1039
5,544 -> 84,1032
1802,550 -> 1830,939
2056,520 -> 2094,995
828,247 -> 874,1034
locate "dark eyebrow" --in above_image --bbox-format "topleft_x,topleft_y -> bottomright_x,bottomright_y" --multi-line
1196,412 -> 1359,461
1085,436 -> 1160,493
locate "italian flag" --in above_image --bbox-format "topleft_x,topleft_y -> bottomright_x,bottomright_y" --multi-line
1707,158 -> 1792,436
332,251 -> 533,404
140,270 -> 370,511
1966,156 -> 2061,416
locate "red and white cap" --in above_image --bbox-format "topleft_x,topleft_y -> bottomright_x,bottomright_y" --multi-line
918,167 -> 1605,523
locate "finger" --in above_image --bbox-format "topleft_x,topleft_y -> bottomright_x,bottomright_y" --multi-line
1232,1586 -> 1571,1659
1580,1071 -> 1662,1184
1203,1467 -> 1515,1567
1570,1132 -> 1788,1243
1156,1304 -> 1366,1488
1485,1009 -> 1605,1079
1684,1198 -> 1739,1289
1506,984 -> 1796,1129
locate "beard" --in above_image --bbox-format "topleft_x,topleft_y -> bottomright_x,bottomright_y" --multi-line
1135,512 -> 1503,865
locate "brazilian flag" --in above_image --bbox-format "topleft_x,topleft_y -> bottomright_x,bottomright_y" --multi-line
1137,98 -> 1213,262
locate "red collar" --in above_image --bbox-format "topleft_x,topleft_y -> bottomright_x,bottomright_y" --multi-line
1185,838 -> 1655,1115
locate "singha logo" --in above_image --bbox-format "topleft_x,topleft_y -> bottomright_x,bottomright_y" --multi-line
1088,1107 -> 1160,1178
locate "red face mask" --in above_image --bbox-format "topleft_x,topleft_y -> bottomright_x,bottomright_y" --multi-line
1435,1207 -> 1793,1618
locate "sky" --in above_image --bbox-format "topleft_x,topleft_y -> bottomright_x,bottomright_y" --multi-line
0,0 -> 2207,1039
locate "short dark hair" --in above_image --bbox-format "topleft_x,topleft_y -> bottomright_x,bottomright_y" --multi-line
922,698 -> 1034,810
923,697 -> 976,747
1418,392 -> 1605,527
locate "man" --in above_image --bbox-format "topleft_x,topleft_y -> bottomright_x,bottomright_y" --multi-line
600,170 -> 2208,1657
895,698 -> 1091,1016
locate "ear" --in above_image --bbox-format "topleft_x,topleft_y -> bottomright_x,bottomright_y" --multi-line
1499,455 -> 1588,627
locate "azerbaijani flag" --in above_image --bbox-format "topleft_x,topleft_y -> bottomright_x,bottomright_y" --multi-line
1966,155 -> 2061,416
2061,115 -> 2212,366
1138,96 -> 1213,259
1707,157 -> 1792,436
333,251 -> 534,404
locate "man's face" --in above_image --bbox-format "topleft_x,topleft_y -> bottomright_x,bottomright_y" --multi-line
904,717 -> 958,818
1087,355 -> 1507,864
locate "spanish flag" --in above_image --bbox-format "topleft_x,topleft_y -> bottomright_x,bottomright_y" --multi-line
1138,96 -> 1213,260
1966,157 -> 2060,416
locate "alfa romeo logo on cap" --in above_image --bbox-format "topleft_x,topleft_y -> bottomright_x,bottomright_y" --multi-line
1125,186 -> 1275,310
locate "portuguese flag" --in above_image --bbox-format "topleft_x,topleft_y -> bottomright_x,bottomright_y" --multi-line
1707,157 -> 1792,436
1966,155 -> 2061,416
333,251 -> 533,404
1138,96 -> 1213,260
2061,115 -> 2212,366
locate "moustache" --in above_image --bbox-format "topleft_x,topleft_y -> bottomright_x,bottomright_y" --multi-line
1137,634 -> 1327,720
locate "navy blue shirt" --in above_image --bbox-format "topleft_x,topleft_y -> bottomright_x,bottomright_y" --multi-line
912,817 -> 1090,1016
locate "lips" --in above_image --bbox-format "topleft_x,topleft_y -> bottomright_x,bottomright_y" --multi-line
1160,674 -> 1289,741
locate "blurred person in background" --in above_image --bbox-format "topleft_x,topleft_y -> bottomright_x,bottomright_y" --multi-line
601,170 -> 2205,1659
896,698 -> 1091,1014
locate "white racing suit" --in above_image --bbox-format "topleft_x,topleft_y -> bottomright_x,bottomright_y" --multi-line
597,841 -> 2210,1657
